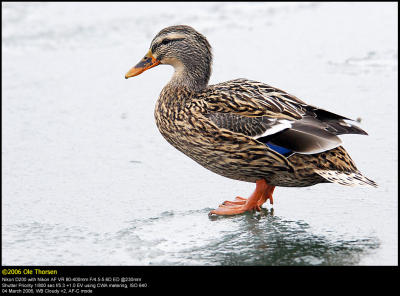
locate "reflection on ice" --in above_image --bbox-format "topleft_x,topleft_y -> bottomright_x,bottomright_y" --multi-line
179,210 -> 379,265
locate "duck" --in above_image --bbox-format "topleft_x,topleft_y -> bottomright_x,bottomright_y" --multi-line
125,25 -> 377,216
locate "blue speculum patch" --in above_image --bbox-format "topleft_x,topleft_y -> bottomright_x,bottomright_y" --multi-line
266,142 -> 293,157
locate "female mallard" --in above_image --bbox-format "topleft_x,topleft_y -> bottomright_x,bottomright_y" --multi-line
125,25 -> 377,216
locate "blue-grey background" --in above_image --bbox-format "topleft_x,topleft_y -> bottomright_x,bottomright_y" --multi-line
2,2 -> 397,265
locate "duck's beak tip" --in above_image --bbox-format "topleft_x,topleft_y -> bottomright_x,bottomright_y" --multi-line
125,50 -> 160,80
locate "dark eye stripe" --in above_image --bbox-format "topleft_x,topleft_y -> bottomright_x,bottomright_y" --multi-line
152,37 -> 185,52
161,38 -> 172,45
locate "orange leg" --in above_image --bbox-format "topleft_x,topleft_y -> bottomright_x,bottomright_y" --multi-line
209,179 -> 275,216
257,186 -> 275,206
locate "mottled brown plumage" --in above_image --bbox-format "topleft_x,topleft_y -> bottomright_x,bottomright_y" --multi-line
125,25 -> 377,215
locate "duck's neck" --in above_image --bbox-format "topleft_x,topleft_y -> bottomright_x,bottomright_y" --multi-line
167,58 -> 211,92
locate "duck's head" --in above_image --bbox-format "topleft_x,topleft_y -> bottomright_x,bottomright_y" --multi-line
125,25 -> 212,90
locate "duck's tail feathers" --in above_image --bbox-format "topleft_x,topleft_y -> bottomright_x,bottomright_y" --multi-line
314,169 -> 378,188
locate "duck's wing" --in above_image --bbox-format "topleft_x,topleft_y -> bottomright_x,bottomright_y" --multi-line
201,79 -> 367,155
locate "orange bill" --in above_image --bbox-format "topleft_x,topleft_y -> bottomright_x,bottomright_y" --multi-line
125,50 -> 160,79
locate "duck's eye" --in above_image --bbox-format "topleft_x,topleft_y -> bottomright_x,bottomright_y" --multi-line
153,38 -> 184,51
161,39 -> 172,46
